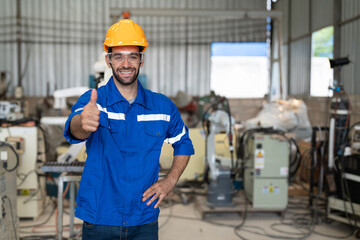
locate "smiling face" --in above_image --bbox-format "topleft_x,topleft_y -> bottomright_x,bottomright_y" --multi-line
106,46 -> 144,86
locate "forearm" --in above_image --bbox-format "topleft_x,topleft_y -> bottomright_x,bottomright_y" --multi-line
165,155 -> 190,185
69,114 -> 91,140
142,155 -> 190,207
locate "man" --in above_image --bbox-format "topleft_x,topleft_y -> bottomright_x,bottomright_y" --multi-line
64,19 -> 194,240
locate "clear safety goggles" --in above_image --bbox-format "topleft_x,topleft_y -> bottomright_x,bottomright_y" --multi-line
108,51 -> 144,65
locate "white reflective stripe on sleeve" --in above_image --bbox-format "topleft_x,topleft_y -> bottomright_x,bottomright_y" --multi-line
137,114 -> 170,122
96,103 -> 125,120
164,126 -> 186,144
74,108 -> 84,112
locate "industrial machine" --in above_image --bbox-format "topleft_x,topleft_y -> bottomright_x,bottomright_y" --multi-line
0,101 -> 25,121
326,57 -> 360,229
0,141 -> 20,240
328,57 -> 351,167
162,91 -> 237,207
327,130 -> 360,228
243,130 -> 289,209
0,126 -> 46,219
53,87 -> 89,110
205,110 -> 235,207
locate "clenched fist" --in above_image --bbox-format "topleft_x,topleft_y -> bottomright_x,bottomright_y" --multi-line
80,89 -> 100,132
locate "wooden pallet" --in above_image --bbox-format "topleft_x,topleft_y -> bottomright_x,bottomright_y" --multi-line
195,194 -> 285,219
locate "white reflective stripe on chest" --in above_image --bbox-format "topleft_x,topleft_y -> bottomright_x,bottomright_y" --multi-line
96,103 -> 125,120
137,114 -> 170,122
164,126 -> 186,144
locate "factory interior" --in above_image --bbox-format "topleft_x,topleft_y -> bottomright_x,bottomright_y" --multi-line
1,0 -> 360,239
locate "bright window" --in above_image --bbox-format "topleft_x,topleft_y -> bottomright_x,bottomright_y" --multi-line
210,43 -> 269,98
310,26 -> 334,97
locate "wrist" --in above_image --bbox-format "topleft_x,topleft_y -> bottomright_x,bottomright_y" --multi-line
70,115 -> 91,139
165,174 -> 178,186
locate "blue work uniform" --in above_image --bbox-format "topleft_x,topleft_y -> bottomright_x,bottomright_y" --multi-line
64,78 -> 194,227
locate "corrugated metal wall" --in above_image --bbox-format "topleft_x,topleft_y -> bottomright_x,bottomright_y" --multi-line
340,0 -> 360,95
290,0 -> 310,40
276,0 -> 313,97
312,0 -> 334,31
0,0 -> 268,97
288,0 -> 311,97
274,0 -> 360,96
0,0 -> 107,97
289,38 -> 311,95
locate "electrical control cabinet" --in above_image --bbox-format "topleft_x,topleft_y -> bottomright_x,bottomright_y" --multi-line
0,126 -> 46,219
351,125 -> 360,155
0,146 -> 19,240
244,132 -> 289,209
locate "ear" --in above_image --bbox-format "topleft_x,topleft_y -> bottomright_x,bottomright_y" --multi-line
140,54 -> 145,68
105,54 -> 112,68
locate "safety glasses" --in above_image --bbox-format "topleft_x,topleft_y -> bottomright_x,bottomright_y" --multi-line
108,51 -> 144,65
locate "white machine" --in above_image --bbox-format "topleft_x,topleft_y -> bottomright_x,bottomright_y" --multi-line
56,142 -> 86,163
0,126 -> 46,219
207,110 -> 235,181
93,52 -> 113,88
53,87 -> 90,109
206,110 -> 235,207
40,117 -> 86,164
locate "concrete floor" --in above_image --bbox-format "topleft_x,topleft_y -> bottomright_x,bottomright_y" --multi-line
19,194 -> 358,240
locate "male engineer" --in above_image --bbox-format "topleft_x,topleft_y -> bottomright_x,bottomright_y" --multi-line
64,19 -> 194,239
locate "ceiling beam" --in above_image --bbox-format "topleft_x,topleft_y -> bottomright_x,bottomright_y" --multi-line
110,8 -> 282,20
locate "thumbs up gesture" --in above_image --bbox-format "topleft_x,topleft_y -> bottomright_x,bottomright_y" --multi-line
80,89 -> 100,133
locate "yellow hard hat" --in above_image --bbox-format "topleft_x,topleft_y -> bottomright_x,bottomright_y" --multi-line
103,19 -> 148,53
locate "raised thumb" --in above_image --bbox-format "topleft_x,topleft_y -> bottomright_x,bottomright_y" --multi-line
90,89 -> 98,105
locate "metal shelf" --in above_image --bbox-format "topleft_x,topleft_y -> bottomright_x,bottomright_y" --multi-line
327,196 -> 360,228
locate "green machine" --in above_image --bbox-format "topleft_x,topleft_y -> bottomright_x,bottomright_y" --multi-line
243,131 -> 289,209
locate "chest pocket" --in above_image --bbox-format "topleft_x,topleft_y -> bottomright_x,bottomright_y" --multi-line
144,122 -> 166,137
141,122 -> 168,151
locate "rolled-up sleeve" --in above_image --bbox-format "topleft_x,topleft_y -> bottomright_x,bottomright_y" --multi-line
164,102 -> 194,156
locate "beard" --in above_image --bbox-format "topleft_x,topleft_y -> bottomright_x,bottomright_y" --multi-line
111,65 -> 140,86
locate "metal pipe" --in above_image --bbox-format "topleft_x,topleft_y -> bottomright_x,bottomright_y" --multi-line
286,0 -> 291,96
333,0 -> 342,83
277,18 -> 285,100
70,182 -> 75,237
57,176 -> 64,240
328,118 -> 335,168
16,0 -> 21,87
